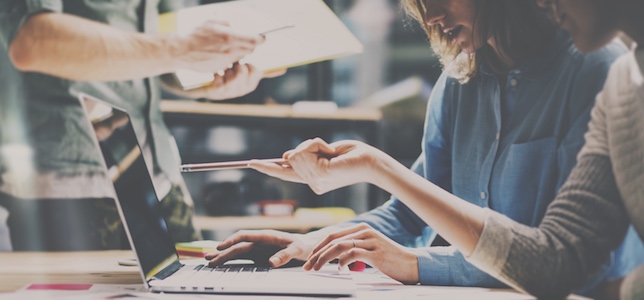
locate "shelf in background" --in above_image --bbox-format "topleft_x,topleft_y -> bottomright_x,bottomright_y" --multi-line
161,100 -> 382,121
194,207 -> 356,234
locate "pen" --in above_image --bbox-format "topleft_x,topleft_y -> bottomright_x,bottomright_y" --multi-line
259,24 -> 295,36
180,158 -> 288,172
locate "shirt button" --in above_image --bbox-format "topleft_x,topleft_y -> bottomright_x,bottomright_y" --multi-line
510,78 -> 518,87
480,192 -> 486,199
495,132 -> 500,140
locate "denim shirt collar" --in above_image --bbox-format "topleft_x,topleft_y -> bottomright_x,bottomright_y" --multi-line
479,30 -> 572,79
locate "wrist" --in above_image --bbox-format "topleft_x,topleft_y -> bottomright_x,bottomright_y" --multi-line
128,32 -> 187,76
366,150 -> 397,190
403,249 -> 420,284
390,247 -> 420,285
160,33 -> 189,71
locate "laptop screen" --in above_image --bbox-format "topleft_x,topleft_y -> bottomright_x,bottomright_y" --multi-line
80,94 -> 180,281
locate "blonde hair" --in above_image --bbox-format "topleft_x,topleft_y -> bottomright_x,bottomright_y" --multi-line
401,0 -> 555,83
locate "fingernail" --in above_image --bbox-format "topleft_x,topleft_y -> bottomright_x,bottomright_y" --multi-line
269,256 -> 280,265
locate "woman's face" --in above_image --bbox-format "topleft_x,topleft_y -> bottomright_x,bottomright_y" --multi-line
542,0 -> 620,52
424,0 -> 482,54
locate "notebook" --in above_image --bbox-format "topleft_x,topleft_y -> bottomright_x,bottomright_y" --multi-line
78,93 -> 357,296
159,0 -> 363,90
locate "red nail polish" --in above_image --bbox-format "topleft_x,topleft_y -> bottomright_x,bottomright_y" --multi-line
348,261 -> 366,272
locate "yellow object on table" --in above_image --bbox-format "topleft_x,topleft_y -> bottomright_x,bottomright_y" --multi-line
175,240 -> 220,259
293,207 -> 356,223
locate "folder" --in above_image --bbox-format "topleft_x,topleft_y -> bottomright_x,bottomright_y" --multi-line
159,0 -> 364,90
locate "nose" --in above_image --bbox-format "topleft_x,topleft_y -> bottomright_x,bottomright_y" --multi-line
424,1 -> 446,26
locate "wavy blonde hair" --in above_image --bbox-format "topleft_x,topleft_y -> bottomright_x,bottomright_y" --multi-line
401,0 -> 556,83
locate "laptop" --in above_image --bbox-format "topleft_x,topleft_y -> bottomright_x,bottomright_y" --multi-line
78,93 -> 357,296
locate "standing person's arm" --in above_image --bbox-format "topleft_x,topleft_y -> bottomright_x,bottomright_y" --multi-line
2,3 -> 262,82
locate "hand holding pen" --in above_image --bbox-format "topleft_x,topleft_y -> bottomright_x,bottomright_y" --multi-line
181,158 -> 288,172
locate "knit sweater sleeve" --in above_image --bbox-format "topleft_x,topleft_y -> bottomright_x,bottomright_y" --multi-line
466,153 -> 630,299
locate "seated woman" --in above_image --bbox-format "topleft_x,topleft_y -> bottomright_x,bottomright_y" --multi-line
206,0 -> 643,297
243,0 -> 644,298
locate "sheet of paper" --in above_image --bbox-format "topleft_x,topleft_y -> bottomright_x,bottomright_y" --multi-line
160,0 -> 363,89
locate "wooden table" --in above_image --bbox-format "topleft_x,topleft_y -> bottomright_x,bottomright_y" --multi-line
0,250 -> 141,293
0,251 -> 589,299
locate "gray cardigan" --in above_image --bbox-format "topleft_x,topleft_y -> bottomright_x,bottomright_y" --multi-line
467,47 -> 644,299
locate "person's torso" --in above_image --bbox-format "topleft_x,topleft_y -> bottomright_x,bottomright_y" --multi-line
427,34 -> 624,227
0,0 -> 177,199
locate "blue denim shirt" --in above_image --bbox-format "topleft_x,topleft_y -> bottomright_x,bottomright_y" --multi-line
335,32 -> 644,291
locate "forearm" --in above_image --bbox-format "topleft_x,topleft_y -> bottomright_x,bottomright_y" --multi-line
369,153 -> 485,256
9,12 -> 181,81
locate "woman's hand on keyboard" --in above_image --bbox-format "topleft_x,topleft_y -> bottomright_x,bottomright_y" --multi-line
205,230 -> 316,268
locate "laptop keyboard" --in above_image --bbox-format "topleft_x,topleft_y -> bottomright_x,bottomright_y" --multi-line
169,264 -> 271,288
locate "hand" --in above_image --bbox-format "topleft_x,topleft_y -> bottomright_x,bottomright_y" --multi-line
205,229 -> 316,267
175,20 -> 264,73
196,62 -> 263,100
162,63 -> 286,100
249,138 -> 382,195
304,223 -> 419,284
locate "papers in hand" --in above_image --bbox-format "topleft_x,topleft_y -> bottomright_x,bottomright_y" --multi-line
159,0 -> 363,90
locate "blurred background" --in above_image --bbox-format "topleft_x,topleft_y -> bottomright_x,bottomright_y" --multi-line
165,0 -> 441,238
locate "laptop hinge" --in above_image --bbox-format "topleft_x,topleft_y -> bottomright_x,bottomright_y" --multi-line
151,261 -> 184,280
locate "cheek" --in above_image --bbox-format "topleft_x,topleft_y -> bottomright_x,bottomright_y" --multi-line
561,0 -> 611,37
564,2 -> 619,52
459,27 -> 480,53
471,30 -> 485,49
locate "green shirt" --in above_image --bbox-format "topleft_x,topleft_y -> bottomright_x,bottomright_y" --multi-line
0,0 -> 183,199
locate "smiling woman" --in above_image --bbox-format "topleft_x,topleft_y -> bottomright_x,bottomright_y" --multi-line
204,1 -> 643,298
401,0 -> 555,82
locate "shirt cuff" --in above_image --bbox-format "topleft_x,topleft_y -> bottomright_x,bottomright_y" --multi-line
416,247 -> 452,285
465,208 -> 514,279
